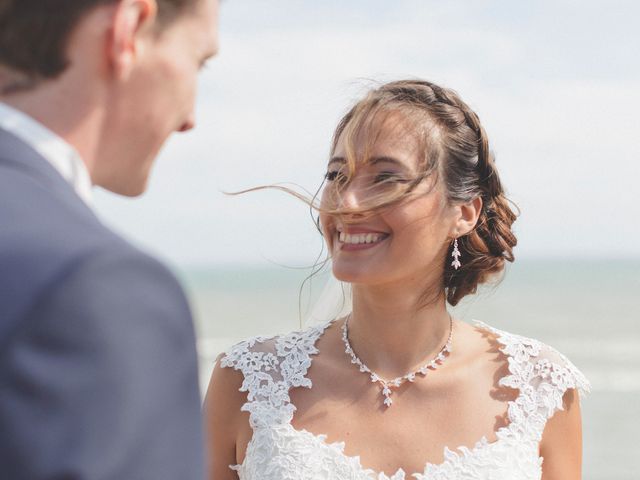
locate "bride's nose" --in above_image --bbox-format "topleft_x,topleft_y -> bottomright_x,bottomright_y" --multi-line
336,178 -> 367,213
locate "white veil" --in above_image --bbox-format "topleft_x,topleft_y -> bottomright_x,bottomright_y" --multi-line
303,270 -> 353,327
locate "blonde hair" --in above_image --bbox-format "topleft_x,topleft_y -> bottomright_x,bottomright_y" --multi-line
328,80 -> 518,305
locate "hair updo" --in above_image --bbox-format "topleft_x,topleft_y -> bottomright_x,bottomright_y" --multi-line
329,79 -> 518,306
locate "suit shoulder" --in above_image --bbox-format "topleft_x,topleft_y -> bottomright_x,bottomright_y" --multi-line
49,245 -> 189,316
0,188 -> 186,341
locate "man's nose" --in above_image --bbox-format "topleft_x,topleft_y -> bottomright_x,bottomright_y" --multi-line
177,112 -> 196,133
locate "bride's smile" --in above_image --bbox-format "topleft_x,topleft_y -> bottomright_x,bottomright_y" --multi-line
336,227 -> 389,249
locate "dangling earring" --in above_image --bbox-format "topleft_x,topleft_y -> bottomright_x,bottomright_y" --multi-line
451,238 -> 462,270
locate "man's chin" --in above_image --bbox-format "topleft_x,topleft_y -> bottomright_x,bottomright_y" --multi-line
95,175 -> 150,197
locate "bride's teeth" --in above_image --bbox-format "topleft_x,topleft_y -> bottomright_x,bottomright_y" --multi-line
340,232 -> 386,244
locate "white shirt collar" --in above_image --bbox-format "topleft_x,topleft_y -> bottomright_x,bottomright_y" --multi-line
0,102 -> 93,207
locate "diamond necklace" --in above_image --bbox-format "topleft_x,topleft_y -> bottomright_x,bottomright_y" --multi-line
341,314 -> 453,408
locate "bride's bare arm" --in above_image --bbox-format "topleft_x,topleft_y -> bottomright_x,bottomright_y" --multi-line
539,388 -> 584,480
204,355 -> 246,480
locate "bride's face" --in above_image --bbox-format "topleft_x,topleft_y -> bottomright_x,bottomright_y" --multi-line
320,113 -> 459,287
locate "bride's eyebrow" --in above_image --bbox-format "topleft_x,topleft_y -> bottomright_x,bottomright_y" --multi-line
327,157 -> 346,167
326,156 -> 410,173
369,156 -> 406,168
328,156 -> 405,166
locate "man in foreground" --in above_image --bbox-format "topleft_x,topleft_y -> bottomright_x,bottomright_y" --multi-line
0,0 -> 219,478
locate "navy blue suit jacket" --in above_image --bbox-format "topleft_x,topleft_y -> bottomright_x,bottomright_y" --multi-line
0,129 -> 204,479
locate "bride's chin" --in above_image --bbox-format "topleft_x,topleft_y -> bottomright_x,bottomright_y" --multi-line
331,263 -> 379,285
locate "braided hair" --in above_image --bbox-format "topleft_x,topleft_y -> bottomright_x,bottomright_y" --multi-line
330,79 -> 518,306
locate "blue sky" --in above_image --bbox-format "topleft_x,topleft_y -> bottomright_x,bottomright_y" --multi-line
94,0 -> 640,267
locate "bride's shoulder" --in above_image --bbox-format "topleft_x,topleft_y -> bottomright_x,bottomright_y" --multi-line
204,332 -> 289,422
218,320 -> 333,377
470,319 -> 591,399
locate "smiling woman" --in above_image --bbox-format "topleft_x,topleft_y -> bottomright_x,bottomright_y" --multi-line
319,80 -> 518,305
204,79 -> 590,480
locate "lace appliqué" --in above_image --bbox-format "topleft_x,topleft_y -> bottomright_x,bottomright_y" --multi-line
220,320 -> 591,479
220,325 -> 328,428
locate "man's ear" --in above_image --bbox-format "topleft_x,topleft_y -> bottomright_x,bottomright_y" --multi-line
109,0 -> 158,81
451,196 -> 483,238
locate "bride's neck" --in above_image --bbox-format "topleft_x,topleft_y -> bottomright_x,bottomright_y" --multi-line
347,281 -> 451,379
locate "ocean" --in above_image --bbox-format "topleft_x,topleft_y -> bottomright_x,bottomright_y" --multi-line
178,259 -> 640,479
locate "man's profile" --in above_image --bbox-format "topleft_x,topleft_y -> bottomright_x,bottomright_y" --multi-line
0,1 -> 219,478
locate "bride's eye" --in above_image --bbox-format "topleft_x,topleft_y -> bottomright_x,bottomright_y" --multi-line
374,172 -> 409,184
325,170 -> 347,183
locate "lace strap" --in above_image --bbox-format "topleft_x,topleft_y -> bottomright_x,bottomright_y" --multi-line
220,334 -> 280,402
474,321 -> 591,439
220,322 -> 332,426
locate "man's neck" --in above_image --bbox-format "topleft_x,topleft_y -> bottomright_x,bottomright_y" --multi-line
0,77 -> 104,181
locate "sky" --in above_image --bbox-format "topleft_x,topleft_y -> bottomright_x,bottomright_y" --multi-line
93,0 -> 640,268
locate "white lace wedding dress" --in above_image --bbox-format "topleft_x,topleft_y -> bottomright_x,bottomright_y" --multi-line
220,319 -> 590,480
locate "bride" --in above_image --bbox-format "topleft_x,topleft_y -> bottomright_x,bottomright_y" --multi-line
204,79 -> 590,479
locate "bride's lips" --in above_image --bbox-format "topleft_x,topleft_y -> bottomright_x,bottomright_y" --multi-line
335,228 -> 390,251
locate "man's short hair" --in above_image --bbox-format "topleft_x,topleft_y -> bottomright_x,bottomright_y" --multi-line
0,0 -> 198,83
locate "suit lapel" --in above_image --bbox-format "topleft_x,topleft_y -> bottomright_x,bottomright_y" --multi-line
0,128 -> 93,213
